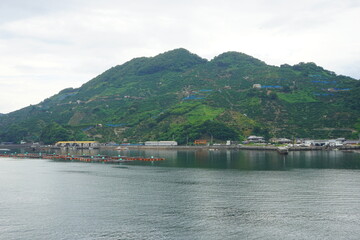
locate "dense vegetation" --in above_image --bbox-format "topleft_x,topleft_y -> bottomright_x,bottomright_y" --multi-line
0,48 -> 359,144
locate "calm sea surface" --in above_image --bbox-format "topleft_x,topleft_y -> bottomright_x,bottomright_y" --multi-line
1,149 -> 360,239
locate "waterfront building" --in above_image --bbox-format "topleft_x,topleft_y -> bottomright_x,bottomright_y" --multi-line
144,141 -> 178,146
55,141 -> 99,149
270,138 -> 292,144
247,136 -> 265,143
194,140 -> 207,145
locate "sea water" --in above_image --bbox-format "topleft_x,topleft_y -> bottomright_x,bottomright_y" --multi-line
1,149 -> 360,239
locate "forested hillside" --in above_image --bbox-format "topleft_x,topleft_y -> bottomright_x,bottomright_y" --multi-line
1,48 -> 359,144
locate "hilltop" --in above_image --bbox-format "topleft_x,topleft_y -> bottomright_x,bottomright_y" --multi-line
1,48 -> 359,144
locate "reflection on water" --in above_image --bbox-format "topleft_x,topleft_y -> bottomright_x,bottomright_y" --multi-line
114,149 -> 360,170
11,147 -> 360,170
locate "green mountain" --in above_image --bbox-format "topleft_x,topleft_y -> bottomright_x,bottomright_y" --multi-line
1,48 -> 360,144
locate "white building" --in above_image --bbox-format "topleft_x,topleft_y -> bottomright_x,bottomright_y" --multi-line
247,136 -> 265,143
302,138 -> 345,147
145,141 -> 178,146
328,138 -> 345,147
55,141 -> 99,148
270,138 -> 292,144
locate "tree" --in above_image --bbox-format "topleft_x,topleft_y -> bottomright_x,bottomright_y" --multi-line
199,120 -> 239,141
40,122 -> 73,144
0,124 -> 29,143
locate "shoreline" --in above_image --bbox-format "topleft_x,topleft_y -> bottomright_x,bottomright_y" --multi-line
1,144 -> 360,152
102,144 -> 360,151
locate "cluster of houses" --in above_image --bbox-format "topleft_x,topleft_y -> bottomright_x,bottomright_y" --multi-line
119,137 -> 359,147
50,137 -> 359,148
10,135 -> 358,149
244,136 -> 360,147
54,141 -> 100,149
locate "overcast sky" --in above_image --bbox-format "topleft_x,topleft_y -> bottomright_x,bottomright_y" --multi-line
0,0 -> 359,113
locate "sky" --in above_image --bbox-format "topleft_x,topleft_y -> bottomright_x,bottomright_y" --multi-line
0,0 -> 359,113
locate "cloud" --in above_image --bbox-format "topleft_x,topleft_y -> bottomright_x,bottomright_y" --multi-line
0,0 -> 359,113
